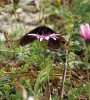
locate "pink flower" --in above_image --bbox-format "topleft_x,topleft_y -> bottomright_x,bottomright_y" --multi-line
80,23 -> 90,40
28,33 -> 60,41
35,0 -> 40,3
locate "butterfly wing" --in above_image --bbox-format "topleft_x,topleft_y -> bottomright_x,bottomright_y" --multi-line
18,25 -> 69,49
18,26 -> 54,46
48,35 -> 69,49
18,26 -> 44,46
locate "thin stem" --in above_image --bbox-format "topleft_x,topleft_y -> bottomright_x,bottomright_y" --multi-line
14,9 -> 18,35
48,75 -> 51,99
85,44 -> 90,100
58,3 -> 61,14
59,50 -> 68,100
12,3 -> 18,58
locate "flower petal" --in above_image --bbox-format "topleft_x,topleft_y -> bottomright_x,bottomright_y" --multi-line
40,37 -> 43,41
28,34 -> 39,39
49,33 -> 60,38
45,36 -> 49,40
35,0 -> 40,3
48,33 -> 60,40
85,23 -> 90,39
80,24 -> 87,40
52,37 -> 57,40
28,34 -> 37,37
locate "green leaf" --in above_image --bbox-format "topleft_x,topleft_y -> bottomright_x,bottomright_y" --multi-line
71,33 -> 85,44
71,44 -> 82,51
34,66 -> 51,94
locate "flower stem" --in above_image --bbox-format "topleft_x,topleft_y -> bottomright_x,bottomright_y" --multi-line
14,9 -> 17,35
85,45 -> 90,100
59,50 -> 68,100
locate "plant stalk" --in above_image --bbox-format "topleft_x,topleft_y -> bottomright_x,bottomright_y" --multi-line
59,50 -> 68,100
85,44 -> 90,100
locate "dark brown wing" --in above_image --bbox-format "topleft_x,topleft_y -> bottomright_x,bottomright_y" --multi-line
48,35 -> 69,49
18,26 -> 43,46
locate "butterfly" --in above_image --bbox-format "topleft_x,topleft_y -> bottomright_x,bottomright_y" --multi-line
18,26 -> 69,49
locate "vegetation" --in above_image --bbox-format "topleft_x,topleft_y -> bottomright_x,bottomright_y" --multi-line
0,0 -> 90,100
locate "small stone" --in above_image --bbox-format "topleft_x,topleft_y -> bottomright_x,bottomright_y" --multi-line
0,15 -> 5,20
0,13 -> 8,21
16,8 -> 23,14
22,5 -> 39,13
18,12 -> 32,23
28,96 -> 34,100
0,33 -> 6,41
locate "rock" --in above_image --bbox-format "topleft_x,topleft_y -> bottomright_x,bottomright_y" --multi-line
16,8 -> 23,14
22,5 -> 39,13
0,33 -> 6,41
1,22 -> 36,36
17,12 -> 32,23
2,24 -> 12,35
0,0 -> 41,38
0,0 -> 11,7
0,12 -> 8,21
